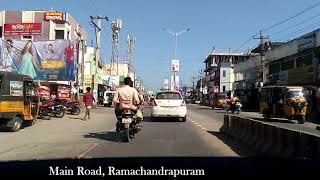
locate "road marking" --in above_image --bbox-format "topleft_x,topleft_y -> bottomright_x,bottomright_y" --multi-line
77,143 -> 99,159
202,127 -> 207,131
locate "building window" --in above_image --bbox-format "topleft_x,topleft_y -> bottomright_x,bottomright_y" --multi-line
281,60 -> 294,71
55,30 -> 64,39
223,70 -> 226,77
223,86 -> 226,92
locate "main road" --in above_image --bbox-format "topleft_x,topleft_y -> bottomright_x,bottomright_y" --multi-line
0,104 -> 251,161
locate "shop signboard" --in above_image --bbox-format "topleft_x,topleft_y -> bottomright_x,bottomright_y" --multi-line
44,12 -> 65,21
57,85 -> 71,99
4,23 -> 42,36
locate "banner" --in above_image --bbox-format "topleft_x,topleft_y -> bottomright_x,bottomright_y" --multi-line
37,85 -> 51,99
4,23 -> 42,36
0,39 -> 78,81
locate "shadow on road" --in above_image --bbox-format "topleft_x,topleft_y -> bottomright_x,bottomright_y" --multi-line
207,131 -> 256,157
68,117 -> 84,120
84,132 -> 126,143
144,116 -> 184,123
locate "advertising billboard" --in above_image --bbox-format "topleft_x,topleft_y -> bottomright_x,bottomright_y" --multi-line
0,39 -> 78,81
4,23 -> 42,36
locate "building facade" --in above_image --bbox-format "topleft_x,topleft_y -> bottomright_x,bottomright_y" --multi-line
203,52 -> 256,96
265,29 -> 320,87
0,10 -> 86,41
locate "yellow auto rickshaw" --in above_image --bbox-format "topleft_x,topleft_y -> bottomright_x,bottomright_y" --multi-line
260,86 -> 307,124
211,93 -> 227,109
0,72 -> 39,132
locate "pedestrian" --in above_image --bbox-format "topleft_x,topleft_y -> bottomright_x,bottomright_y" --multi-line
83,87 -> 95,121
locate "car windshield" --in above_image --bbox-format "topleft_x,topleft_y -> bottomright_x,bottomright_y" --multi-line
288,90 -> 304,98
156,92 -> 182,100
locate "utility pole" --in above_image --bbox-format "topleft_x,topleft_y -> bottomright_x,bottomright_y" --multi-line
90,16 -> 108,104
254,30 -> 269,85
199,69 -> 203,101
192,77 -> 197,92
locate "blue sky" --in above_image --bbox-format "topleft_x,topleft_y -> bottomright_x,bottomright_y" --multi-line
2,0 -> 320,91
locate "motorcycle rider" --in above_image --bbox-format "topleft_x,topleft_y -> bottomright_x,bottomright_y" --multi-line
113,77 -> 140,132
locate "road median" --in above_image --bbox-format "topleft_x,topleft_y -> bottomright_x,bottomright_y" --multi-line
220,114 -> 320,159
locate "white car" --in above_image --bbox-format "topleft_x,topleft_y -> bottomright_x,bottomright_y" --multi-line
151,91 -> 187,121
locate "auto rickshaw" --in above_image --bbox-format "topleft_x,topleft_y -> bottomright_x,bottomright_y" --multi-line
260,86 -> 307,124
211,93 -> 227,109
0,72 -> 39,131
303,86 -> 320,120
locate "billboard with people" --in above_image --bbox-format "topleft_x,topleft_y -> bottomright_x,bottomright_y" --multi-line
0,39 -> 78,81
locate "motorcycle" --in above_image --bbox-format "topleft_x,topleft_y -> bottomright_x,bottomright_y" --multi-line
231,101 -> 242,114
64,101 -> 81,115
118,108 -> 139,142
38,101 -> 55,120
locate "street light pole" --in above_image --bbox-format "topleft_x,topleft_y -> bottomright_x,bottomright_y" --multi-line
163,28 -> 190,90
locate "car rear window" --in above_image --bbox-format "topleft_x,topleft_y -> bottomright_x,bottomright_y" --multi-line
156,92 -> 182,100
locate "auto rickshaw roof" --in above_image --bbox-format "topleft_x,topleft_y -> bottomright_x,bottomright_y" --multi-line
0,71 -> 32,81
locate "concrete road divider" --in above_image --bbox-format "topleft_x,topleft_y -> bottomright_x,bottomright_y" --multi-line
219,114 -> 230,134
219,115 -> 320,159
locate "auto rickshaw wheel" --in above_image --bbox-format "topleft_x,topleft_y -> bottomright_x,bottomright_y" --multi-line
9,117 -> 23,132
298,116 -> 305,124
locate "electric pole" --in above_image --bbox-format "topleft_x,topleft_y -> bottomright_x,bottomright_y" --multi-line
90,15 -> 108,104
254,30 -> 269,85
192,77 -> 197,92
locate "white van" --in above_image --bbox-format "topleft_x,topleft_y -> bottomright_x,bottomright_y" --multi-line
103,91 -> 116,107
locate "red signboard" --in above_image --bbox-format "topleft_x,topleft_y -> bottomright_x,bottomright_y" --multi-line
44,12 -> 64,21
4,23 -> 42,36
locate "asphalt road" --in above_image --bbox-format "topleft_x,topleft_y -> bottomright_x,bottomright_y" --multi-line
0,104 -> 240,161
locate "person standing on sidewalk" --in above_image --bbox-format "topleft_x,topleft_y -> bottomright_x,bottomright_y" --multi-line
83,87 -> 95,121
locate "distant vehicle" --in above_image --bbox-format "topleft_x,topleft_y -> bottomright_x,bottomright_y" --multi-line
103,91 -> 116,107
151,91 -> 187,121
210,93 -> 227,109
260,86 -> 307,124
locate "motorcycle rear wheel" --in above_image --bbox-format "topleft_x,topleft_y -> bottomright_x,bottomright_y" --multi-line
124,128 -> 130,142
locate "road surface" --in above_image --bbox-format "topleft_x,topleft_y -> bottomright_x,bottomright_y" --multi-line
0,104 -> 243,161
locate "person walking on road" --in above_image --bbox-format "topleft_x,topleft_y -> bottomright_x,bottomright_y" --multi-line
83,87 -> 95,121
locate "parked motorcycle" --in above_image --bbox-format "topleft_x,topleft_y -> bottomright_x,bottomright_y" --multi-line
38,101 -> 55,120
63,100 -> 81,115
118,108 -> 139,142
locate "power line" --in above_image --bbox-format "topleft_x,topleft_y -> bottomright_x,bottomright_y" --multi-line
269,13 -> 320,37
235,1 -> 320,52
263,1 -> 320,32
273,21 -> 320,42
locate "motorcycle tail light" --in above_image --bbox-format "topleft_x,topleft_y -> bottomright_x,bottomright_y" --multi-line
124,109 -> 131,114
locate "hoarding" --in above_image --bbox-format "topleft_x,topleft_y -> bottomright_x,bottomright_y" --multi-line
4,23 -> 42,36
171,75 -> 179,91
44,12 -> 65,21
0,39 -> 78,81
